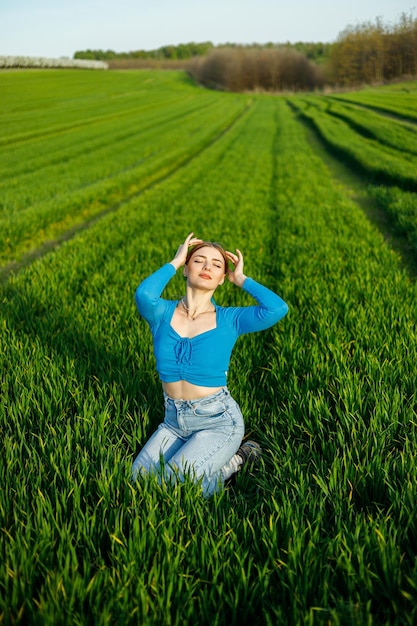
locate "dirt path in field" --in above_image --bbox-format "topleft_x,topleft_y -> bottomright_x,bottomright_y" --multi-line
298,115 -> 417,278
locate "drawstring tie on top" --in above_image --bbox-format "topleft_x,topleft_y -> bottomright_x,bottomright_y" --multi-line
175,337 -> 192,364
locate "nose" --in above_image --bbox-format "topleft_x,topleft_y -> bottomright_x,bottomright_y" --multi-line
203,260 -> 211,270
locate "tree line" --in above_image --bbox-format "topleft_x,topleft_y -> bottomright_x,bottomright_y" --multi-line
329,11 -> 417,85
73,11 -> 417,91
73,42 -> 214,62
74,41 -> 330,66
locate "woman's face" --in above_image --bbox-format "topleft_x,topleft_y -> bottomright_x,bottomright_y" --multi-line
184,245 -> 226,289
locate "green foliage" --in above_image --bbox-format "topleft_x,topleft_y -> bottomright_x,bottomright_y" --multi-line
1,71 -> 417,625
289,41 -> 333,65
74,42 -> 214,61
73,41 -> 331,65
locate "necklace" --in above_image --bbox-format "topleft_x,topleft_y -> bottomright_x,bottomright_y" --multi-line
181,297 -> 214,320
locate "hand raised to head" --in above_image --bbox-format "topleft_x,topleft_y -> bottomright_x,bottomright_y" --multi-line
170,232 -> 203,270
225,248 -> 247,287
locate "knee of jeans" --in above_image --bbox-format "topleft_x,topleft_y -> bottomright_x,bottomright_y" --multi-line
201,473 -> 223,498
131,462 -> 142,482
131,450 -> 158,478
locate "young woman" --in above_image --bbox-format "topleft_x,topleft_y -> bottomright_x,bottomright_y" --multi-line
132,233 -> 288,496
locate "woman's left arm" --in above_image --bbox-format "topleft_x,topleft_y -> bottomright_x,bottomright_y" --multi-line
226,248 -> 289,333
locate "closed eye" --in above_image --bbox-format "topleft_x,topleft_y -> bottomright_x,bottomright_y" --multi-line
194,256 -> 223,269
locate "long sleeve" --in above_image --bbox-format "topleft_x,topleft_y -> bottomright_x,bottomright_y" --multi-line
135,263 -> 176,327
234,277 -> 288,334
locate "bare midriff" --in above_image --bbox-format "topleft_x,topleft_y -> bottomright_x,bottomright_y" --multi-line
162,380 -> 223,400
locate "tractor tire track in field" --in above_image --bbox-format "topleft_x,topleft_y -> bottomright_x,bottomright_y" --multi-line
326,96 -> 417,127
0,101 -> 253,286
294,108 -> 417,278
2,97 -> 222,181
289,105 -> 417,194
322,108 -> 417,158
1,96 -> 194,149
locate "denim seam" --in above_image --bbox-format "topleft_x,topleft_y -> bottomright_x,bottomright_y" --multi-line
192,421 -> 241,471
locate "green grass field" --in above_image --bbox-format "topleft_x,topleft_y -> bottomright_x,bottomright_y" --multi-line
1,70 -> 417,625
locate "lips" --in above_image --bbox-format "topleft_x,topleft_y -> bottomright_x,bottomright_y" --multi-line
199,273 -> 211,279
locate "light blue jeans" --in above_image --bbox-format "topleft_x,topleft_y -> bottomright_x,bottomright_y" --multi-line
131,387 -> 245,496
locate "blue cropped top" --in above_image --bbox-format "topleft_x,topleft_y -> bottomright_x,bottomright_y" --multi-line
135,263 -> 288,387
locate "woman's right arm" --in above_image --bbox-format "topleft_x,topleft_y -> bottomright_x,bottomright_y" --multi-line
135,233 -> 202,325
135,263 -> 177,325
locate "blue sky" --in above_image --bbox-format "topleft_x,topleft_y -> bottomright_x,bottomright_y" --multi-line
0,0 -> 411,58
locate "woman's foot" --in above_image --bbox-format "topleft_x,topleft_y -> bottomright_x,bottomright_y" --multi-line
221,440 -> 262,483
236,440 -> 262,468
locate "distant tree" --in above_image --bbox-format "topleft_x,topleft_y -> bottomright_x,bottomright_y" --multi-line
329,10 -> 417,85
188,46 -> 324,92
